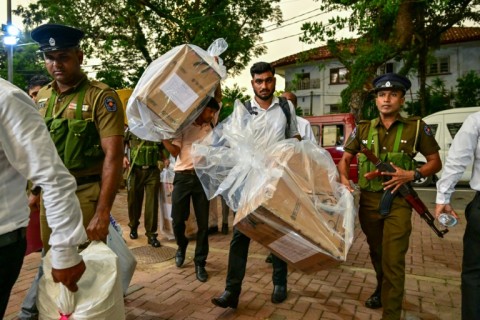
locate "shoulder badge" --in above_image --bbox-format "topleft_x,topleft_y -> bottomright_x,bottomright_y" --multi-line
104,96 -> 117,112
424,124 -> 433,136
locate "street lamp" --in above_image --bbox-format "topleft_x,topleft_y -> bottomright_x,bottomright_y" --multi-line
2,23 -> 20,83
3,0 -> 20,83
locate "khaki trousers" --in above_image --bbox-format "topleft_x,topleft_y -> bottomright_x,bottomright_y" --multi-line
40,182 -> 100,251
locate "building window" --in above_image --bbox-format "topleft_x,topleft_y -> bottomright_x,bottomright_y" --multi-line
296,73 -> 310,90
330,68 -> 348,84
329,104 -> 341,114
428,57 -> 450,75
378,62 -> 394,75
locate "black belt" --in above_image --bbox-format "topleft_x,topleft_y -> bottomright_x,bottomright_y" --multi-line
176,169 -> 196,175
0,227 -> 27,248
76,175 -> 101,186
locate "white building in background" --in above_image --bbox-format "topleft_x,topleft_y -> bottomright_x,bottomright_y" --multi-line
271,27 -> 480,116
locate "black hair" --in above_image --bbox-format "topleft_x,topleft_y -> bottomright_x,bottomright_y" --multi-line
205,97 -> 220,111
27,75 -> 51,91
250,62 -> 275,77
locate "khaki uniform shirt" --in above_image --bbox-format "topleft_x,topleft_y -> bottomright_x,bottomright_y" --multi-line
344,115 -> 440,158
36,74 -> 125,177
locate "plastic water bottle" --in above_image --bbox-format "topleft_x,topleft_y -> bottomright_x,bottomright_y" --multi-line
438,213 -> 458,227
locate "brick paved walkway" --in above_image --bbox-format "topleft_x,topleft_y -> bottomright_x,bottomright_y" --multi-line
5,189 -> 463,319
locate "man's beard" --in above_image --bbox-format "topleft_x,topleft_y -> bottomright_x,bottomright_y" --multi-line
254,88 -> 275,101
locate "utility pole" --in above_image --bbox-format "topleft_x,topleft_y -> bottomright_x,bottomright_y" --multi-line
7,0 -> 13,83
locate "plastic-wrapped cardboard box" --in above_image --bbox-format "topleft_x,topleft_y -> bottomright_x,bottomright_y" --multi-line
234,148 -> 354,273
135,45 -> 221,133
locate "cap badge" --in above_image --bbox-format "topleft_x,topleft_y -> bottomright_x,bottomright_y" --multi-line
49,37 -> 56,47
385,81 -> 391,87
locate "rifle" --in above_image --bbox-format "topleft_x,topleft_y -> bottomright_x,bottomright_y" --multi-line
360,145 -> 448,238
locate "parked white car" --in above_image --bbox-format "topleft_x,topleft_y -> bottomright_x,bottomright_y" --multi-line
413,107 -> 480,187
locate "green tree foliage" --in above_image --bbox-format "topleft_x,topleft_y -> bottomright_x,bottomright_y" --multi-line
300,0 -> 480,120
14,0 -> 282,88
1,33 -> 49,90
455,70 -> 480,107
404,77 -> 453,116
219,84 -> 251,122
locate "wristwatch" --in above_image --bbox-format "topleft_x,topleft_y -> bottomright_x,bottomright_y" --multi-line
413,169 -> 424,181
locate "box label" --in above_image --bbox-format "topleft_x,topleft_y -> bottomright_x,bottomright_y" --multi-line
269,231 -> 324,263
160,73 -> 199,113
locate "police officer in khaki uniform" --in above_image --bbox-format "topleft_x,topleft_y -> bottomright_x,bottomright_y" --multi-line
30,24 -> 125,246
124,131 -> 163,247
338,73 -> 441,320
20,24 -> 125,320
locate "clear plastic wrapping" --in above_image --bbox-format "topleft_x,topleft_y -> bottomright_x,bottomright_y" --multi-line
191,100 -> 357,272
127,39 -> 228,141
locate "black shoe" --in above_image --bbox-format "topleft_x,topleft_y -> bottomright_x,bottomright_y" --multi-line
129,227 -> 138,239
148,236 -> 161,248
211,290 -> 239,308
208,226 -> 219,234
195,265 -> 208,282
265,253 -> 273,263
221,223 -> 229,235
365,289 -> 382,309
271,285 -> 287,304
175,247 -> 186,267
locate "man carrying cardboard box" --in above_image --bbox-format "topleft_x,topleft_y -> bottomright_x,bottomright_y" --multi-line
162,96 -> 221,283
211,62 -> 300,309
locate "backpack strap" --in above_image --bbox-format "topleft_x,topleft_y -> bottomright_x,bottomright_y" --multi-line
243,100 -> 256,115
278,96 -> 292,137
244,97 -> 292,138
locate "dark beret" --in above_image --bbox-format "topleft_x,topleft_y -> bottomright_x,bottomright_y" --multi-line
372,73 -> 411,93
31,24 -> 84,52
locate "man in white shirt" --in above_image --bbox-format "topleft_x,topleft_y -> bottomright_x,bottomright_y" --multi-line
212,62 -> 300,309
435,111 -> 480,320
0,79 -> 87,319
281,91 -> 316,143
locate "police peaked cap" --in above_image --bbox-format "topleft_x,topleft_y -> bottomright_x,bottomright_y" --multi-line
372,73 -> 411,93
31,24 -> 84,52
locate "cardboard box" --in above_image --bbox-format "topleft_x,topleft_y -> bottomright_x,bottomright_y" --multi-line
136,45 -> 221,132
235,148 -> 351,273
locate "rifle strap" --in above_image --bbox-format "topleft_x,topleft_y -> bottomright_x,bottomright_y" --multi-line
412,119 -> 420,154
126,140 -> 145,181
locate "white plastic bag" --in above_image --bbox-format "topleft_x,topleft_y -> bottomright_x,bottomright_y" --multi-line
106,216 -> 137,295
127,38 -> 228,141
159,159 -> 176,240
38,241 -> 125,320
191,100 -> 357,271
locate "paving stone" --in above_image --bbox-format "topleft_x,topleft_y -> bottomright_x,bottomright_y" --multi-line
4,190 -> 463,319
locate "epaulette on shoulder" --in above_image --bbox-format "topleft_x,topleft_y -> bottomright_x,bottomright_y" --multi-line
89,80 -> 111,91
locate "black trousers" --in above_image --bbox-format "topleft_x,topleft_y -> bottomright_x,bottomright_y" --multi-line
462,191 -> 480,319
171,172 -> 209,267
0,229 -> 27,319
225,224 -> 287,295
